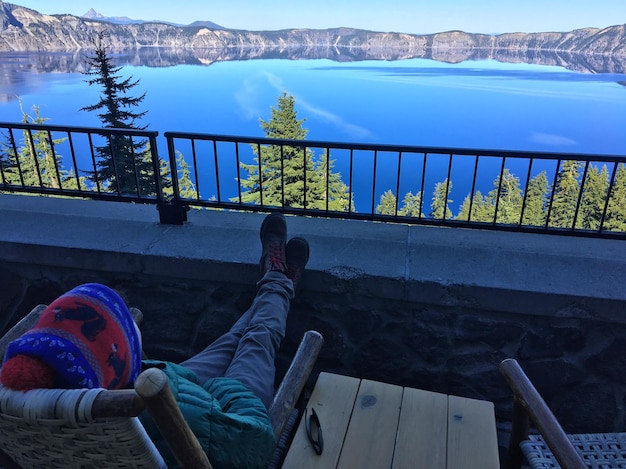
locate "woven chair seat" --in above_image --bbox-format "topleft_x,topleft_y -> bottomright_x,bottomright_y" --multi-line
521,433 -> 626,469
0,385 -> 165,469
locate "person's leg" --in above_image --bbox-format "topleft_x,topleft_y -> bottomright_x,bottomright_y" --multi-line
223,270 -> 294,408
179,212 -> 289,384
179,214 -> 310,409
179,307 -> 254,382
224,236 -> 309,408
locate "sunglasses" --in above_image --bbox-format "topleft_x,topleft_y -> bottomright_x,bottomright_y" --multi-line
305,408 -> 324,455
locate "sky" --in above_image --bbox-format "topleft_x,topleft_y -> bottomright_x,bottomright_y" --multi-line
11,0 -> 626,35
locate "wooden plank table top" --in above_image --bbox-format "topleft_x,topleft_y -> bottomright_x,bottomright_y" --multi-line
282,372 -> 500,469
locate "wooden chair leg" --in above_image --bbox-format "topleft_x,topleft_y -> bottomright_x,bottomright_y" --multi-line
135,367 -> 213,469
500,359 -> 586,469
507,396 -> 530,469
269,330 -> 324,441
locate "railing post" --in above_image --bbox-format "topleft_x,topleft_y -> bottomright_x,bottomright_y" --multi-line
157,201 -> 188,225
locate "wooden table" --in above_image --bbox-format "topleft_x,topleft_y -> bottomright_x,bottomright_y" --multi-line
282,372 -> 500,468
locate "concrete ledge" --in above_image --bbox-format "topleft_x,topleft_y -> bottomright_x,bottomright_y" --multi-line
1,194 -> 624,322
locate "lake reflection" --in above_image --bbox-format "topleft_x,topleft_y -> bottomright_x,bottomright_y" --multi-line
0,50 -> 624,156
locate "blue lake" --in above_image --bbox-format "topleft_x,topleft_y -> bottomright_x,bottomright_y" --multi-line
1,52 -> 625,212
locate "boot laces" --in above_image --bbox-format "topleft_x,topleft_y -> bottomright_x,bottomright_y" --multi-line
268,243 -> 286,272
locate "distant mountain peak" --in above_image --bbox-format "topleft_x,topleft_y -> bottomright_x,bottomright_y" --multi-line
81,8 -> 140,25
82,8 -> 101,19
186,20 -> 226,30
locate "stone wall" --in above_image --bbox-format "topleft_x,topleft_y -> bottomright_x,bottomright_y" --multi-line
1,194 -> 626,456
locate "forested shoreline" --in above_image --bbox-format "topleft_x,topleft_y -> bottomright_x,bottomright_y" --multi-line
375,162 -> 626,232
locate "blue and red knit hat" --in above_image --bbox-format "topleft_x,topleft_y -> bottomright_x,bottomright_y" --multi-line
0,283 -> 142,391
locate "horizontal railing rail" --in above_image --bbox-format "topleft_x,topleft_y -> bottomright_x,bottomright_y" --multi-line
1,121 -> 624,238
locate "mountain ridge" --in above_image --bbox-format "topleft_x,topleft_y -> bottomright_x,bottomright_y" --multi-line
80,7 -> 225,28
0,1 -> 624,71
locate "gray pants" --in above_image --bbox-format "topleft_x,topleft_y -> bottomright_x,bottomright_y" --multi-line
179,271 -> 294,408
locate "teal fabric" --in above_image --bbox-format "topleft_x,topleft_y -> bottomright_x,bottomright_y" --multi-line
138,359 -> 276,469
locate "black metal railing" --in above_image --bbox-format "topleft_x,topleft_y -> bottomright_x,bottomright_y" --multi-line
1,121 -> 625,238
0,122 -> 164,204
165,131 -> 626,238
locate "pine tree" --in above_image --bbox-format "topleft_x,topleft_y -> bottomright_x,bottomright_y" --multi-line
521,171 -> 549,227
430,179 -> 453,220
11,107 -> 50,187
376,190 -> 397,215
240,92 -> 313,207
549,160 -> 581,229
576,165 -> 609,230
308,150 -> 352,211
175,151 -> 198,200
456,194 -> 472,221
160,151 -> 198,200
399,191 -> 424,217
604,163 -> 626,232
81,32 -> 153,195
456,190 -> 493,222
0,128 -> 19,185
19,105 -> 74,189
3,104 -> 77,189
487,169 -> 523,225
472,191 -> 495,222
375,190 -> 424,218
239,92 -> 351,209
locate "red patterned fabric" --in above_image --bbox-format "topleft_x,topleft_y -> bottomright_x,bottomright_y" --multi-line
1,284 -> 141,390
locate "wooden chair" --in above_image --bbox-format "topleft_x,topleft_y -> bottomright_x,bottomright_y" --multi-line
500,358 -> 626,469
0,305 -> 324,468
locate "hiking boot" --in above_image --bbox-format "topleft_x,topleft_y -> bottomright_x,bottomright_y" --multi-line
259,213 -> 287,275
286,237 -> 310,288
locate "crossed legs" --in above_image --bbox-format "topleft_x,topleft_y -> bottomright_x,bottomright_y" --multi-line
179,214 -> 308,409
